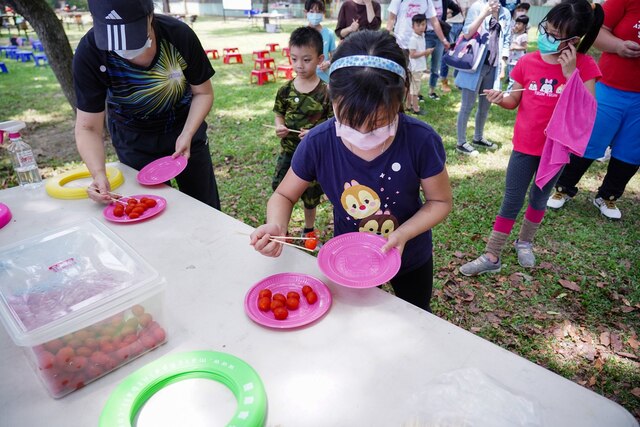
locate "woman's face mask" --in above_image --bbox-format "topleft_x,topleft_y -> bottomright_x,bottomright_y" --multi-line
335,116 -> 398,151
115,37 -> 152,60
307,12 -> 323,26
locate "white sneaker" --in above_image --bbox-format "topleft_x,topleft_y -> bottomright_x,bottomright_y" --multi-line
593,197 -> 622,220
547,190 -> 572,209
596,147 -> 612,163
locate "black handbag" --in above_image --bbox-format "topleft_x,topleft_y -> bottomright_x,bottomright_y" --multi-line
438,18 -> 452,40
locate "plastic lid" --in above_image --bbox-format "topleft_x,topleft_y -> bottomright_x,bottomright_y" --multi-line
0,218 -> 163,346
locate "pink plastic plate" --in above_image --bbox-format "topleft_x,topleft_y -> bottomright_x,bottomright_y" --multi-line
317,232 -> 401,288
137,155 -> 187,185
244,273 -> 332,329
103,195 -> 167,223
0,203 -> 11,229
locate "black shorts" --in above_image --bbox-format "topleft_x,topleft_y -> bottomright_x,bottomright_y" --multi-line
108,120 -> 220,210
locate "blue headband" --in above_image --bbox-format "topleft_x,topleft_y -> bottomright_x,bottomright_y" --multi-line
329,55 -> 406,80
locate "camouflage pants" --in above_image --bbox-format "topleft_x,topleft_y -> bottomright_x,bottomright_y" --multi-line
272,151 -> 323,209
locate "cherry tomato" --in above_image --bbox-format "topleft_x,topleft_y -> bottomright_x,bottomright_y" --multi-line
304,238 -> 318,250
132,206 -> 146,215
270,299 -> 284,311
113,207 -> 125,217
139,333 -> 156,349
305,291 -> 318,305
138,313 -> 153,327
43,339 -> 64,354
55,347 -> 75,367
302,285 -> 313,295
90,351 -> 110,366
131,305 -> 145,316
124,206 -> 134,215
286,291 -> 300,300
272,293 -> 286,303
37,351 -> 55,370
143,199 -> 157,208
127,199 -> 138,205
128,212 -> 140,219
285,297 -> 299,310
75,346 -> 93,357
153,327 -> 166,343
273,307 -> 289,320
258,296 -> 271,312
258,289 -> 272,299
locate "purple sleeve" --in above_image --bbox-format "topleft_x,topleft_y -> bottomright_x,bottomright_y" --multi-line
418,130 -> 447,179
291,135 -> 317,183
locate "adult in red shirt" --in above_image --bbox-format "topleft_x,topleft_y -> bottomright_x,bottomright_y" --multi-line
547,0 -> 640,220
335,0 -> 381,40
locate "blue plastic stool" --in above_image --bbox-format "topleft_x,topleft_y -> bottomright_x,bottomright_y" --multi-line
0,62 -> 8,73
34,53 -> 48,67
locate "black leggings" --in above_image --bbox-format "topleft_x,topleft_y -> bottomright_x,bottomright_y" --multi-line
389,256 -> 434,312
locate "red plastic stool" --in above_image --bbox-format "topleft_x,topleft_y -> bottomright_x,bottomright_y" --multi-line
223,47 -> 239,54
204,49 -> 219,59
282,47 -> 290,57
250,69 -> 275,85
276,65 -> 294,80
253,57 -> 275,69
224,53 -> 243,64
252,50 -> 269,59
266,43 -> 280,52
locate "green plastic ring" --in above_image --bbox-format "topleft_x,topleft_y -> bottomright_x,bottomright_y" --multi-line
45,165 -> 124,200
100,351 -> 268,427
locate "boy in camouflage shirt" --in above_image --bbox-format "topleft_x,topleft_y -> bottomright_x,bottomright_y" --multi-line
272,27 -> 333,235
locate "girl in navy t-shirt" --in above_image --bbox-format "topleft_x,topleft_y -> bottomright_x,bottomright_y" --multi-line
251,30 -> 452,312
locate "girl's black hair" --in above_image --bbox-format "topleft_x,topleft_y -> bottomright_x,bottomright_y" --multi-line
304,0 -> 326,12
289,26 -> 324,56
543,0 -> 604,54
329,30 -> 409,131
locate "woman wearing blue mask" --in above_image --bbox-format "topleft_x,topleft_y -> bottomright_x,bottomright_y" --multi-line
251,30 -> 453,313
459,0 -> 603,276
74,0 -> 220,209
305,0 -> 336,83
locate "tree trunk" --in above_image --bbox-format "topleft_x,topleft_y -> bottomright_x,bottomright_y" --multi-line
262,0 -> 269,29
162,0 -> 171,13
6,0 -> 76,112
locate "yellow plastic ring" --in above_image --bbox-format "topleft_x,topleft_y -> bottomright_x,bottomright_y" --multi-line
45,166 -> 124,200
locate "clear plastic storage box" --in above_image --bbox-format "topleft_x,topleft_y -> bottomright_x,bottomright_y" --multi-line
0,219 -> 167,398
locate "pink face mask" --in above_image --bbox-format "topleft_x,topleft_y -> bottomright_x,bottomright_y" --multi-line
335,116 -> 398,151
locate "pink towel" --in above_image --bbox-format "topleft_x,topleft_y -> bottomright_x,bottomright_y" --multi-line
535,70 -> 597,189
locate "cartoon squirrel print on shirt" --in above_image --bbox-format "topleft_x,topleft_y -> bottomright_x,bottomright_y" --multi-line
359,210 -> 399,238
539,78 -> 558,94
341,180 -> 381,219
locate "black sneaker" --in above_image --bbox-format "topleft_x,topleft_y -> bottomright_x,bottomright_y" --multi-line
472,138 -> 498,150
456,143 -> 479,157
429,92 -> 440,101
418,94 -> 425,103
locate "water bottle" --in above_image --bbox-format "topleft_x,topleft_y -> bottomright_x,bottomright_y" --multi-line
0,120 -> 43,189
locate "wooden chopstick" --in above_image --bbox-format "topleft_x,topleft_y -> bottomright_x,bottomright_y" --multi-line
261,124 -> 301,134
479,88 -> 527,96
269,238 -> 316,252
234,231 -> 317,252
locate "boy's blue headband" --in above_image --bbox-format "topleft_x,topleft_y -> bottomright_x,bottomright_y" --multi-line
329,55 -> 406,80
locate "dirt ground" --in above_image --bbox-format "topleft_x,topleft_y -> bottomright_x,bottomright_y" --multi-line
22,119 -> 115,176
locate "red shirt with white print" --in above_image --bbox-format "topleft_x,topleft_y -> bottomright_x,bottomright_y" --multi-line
510,51 -> 601,156
598,0 -> 640,92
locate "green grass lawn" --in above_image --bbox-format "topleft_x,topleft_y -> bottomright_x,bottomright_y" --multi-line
1,16 -> 639,418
